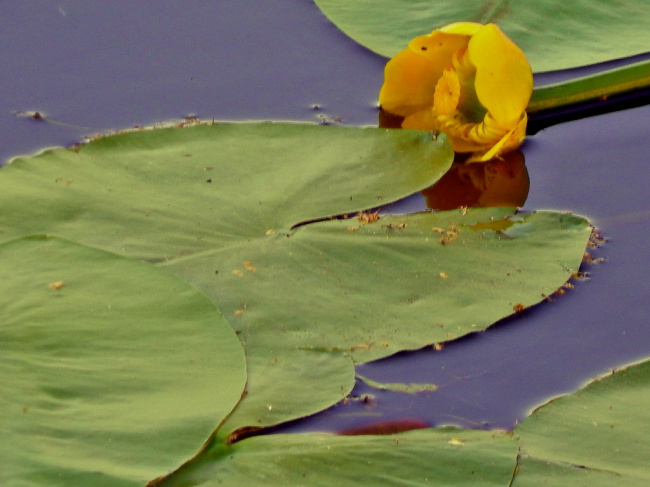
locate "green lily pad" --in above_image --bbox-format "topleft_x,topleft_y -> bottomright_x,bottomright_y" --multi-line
312,0 -> 650,72
148,428 -> 518,487
164,209 -> 590,367
512,359 -> 650,486
0,236 -> 246,487
155,358 -> 650,486
0,122 -> 453,436
0,123 -> 591,440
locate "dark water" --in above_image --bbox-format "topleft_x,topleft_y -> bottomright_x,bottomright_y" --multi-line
2,1 -> 649,432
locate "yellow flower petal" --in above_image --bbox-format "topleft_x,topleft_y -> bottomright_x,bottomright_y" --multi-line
467,24 -> 533,127
401,108 -> 437,131
379,22 -> 533,162
379,47 -> 441,117
380,30 -> 471,117
470,113 -> 528,162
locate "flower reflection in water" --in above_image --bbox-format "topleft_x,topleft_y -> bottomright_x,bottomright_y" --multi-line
422,150 -> 529,211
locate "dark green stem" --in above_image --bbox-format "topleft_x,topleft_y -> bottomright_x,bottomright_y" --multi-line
526,59 -> 650,135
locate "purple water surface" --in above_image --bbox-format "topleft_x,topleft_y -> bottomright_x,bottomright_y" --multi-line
2,1 -> 648,433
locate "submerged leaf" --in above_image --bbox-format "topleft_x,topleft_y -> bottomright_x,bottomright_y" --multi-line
357,374 -> 438,393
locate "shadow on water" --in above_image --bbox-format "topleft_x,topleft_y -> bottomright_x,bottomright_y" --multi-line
2,1 -> 649,435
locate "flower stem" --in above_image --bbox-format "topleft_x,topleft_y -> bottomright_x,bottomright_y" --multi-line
526,59 -> 650,135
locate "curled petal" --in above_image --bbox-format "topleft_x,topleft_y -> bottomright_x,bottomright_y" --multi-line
379,47 -> 442,117
470,113 -> 528,162
380,30 -> 472,117
468,24 -> 533,127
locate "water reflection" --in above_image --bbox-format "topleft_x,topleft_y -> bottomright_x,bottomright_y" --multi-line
378,107 -> 530,210
422,151 -> 529,210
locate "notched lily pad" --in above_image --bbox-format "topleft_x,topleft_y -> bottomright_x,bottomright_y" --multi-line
0,122 -> 592,439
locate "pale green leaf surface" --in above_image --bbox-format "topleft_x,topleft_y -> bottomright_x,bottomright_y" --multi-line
0,122 -> 452,261
163,209 -> 590,365
0,123 -> 590,438
0,236 -> 246,487
313,0 -> 650,72
513,359 -> 650,486
218,349 -> 355,441
0,122 -> 452,435
151,428 -> 518,487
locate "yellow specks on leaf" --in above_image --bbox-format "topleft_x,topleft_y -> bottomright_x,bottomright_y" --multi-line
357,210 -> 380,225
49,281 -> 65,290
233,310 -> 244,317
232,270 -> 244,277
448,438 -> 465,446
439,272 -> 449,279
439,224 -> 460,245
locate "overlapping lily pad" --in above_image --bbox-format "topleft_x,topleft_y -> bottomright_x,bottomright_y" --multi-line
149,428 -> 518,486
513,359 -> 650,486
313,0 -> 650,72
0,236 -> 246,487
0,123 -> 591,443
149,357 -> 650,486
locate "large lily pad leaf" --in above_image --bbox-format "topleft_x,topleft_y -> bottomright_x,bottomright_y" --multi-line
0,236 -> 246,487
164,208 -> 590,367
512,359 -> 650,486
312,0 -> 650,72
149,428 -> 518,487
0,122 -> 451,260
0,122 -> 452,435
0,123 -> 591,439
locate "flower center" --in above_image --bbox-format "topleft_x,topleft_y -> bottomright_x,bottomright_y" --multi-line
433,69 -> 460,116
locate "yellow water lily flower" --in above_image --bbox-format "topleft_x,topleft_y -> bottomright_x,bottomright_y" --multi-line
379,22 -> 533,162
